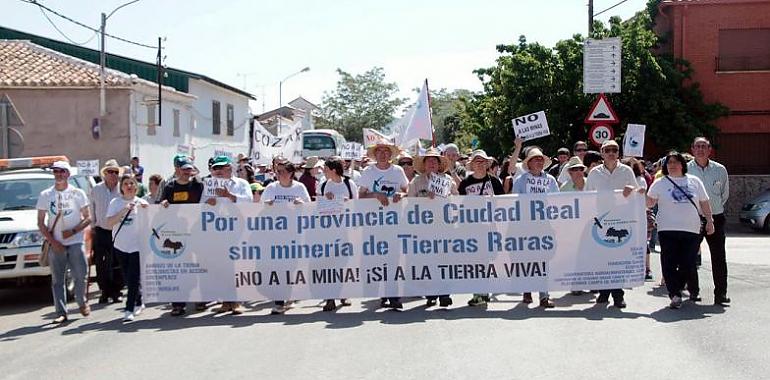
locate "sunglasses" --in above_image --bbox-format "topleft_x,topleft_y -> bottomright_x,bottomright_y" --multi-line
398,161 -> 413,167
568,167 -> 585,172
104,170 -> 120,175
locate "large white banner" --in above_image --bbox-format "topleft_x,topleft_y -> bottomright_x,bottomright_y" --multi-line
252,120 -> 303,165
138,191 -> 647,302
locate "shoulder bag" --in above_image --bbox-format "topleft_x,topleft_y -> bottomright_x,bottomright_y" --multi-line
39,210 -> 63,267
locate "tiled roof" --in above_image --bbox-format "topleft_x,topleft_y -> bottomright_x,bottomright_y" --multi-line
0,40 -> 131,87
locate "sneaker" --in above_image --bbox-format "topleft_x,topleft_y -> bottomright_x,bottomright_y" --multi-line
79,304 -> 91,317
379,298 -> 389,308
614,299 -> 627,309
213,302 -> 233,314
670,296 -> 683,309
539,298 -> 555,308
645,272 -> 654,281
323,300 -> 337,312
230,303 -> 244,315
714,296 -> 731,306
425,298 -> 437,307
52,315 -> 67,324
389,299 -> 403,310
467,295 -> 487,307
123,311 -> 135,322
170,306 -> 185,317
270,305 -> 287,315
339,299 -> 352,306
134,304 -> 146,316
522,293 -> 533,304
439,297 -> 453,307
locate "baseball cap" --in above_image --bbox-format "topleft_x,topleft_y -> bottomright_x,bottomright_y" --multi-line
211,155 -> 233,168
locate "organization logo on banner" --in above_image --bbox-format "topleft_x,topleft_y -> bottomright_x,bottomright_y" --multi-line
591,210 -> 635,248
149,223 -> 190,259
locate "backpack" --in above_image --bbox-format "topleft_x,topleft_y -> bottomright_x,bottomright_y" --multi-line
320,176 -> 353,199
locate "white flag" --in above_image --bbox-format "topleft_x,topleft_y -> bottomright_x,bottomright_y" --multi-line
394,80 -> 433,148
252,120 -> 303,165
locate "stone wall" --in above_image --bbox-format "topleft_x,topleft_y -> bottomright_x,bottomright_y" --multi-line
726,175 -> 770,220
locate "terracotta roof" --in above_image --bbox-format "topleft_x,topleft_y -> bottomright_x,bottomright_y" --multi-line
0,40 -> 131,87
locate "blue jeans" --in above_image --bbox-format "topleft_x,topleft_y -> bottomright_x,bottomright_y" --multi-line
50,243 -> 88,317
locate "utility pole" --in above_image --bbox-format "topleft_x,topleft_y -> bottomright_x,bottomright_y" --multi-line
156,37 -> 163,127
588,0 -> 594,35
99,12 -> 106,118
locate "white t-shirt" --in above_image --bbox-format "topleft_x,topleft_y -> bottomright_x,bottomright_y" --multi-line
106,196 -> 150,253
261,180 -> 311,204
36,185 -> 89,245
647,174 -> 709,234
201,176 -> 253,204
585,163 -> 638,191
358,164 -> 408,197
317,178 -> 359,200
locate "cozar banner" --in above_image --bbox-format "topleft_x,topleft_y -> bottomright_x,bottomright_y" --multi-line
137,191 -> 647,302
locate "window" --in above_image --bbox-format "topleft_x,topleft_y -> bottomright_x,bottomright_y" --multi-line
718,29 -> 770,71
147,104 -> 156,135
226,104 -> 234,136
173,109 -> 180,137
212,100 -> 221,135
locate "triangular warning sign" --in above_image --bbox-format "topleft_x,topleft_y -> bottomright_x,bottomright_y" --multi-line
585,94 -> 619,124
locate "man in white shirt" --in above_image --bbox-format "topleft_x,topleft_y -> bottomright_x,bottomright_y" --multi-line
202,155 -> 253,315
90,159 -> 125,304
37,161 -> 92,323
359,142 -> 408,309
585,140 -> 643,309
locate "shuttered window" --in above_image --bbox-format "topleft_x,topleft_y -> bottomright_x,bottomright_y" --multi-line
718,29 -> 770,71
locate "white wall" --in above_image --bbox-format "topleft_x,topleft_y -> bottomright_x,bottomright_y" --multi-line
129,84 -> 197,180
187,79 -> 252,176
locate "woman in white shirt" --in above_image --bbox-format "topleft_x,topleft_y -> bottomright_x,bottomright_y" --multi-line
262,158 -> 309,315
105,174 -> 149,322
646,152 -> 715,310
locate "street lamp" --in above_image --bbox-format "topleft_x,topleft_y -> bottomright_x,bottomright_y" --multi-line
278,66 -> 310,110
100,0 -> 142,118
277,67 -> 309,134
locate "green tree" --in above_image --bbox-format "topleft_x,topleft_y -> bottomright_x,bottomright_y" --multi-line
462,6 -> 727,159
428,88 -> 475,147
317,67 -> 407,143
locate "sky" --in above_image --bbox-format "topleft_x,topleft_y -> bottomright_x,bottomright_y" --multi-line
4,0 -> 650,113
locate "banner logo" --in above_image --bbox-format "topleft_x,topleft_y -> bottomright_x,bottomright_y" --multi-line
591,210 -> 634,248
149,223 -> 189,259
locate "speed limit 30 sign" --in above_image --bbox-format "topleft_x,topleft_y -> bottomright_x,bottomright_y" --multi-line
588,124 -> 615,146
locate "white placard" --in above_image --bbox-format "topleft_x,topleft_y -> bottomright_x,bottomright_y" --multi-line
75,160 -> 99,176
176,144 -> 193,155
428,173 -> 452,198
202,177 -> 235,198
623,124 -> 646,158
511,111 -> 551,142
138,192 -> 646,301
583,37 -> 622,94
341,142 -> 363,160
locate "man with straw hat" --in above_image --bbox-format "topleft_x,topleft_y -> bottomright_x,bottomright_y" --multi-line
407,147 -> 458,307
90,159 -> 125,304
512,147 -> 559,308
359,140 -> 408,310
460,149 -> 505,307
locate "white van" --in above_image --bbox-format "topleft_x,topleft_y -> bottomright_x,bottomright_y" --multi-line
301,129 -> 346,158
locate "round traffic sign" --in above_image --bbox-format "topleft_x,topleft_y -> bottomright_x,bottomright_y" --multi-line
588,124 -> 615,146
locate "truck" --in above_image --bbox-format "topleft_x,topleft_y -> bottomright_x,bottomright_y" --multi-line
301,129 -> 346,159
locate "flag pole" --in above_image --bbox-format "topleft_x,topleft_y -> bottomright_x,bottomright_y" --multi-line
425,78 -> 436,148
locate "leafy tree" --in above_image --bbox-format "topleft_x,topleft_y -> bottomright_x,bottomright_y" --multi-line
317,67 -> 407,143
428,88 -> 475,147
462,6 -> 727,159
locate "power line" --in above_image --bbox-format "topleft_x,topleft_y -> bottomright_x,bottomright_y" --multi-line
594,0 -> 632,17
20,0 -> 158,49
37,5 -> 97,45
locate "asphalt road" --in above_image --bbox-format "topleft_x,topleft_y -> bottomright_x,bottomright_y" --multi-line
1,226 -> 768,380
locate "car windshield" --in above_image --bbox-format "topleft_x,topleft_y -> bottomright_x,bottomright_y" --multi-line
0,177 -> 84,211
304,135 -> 336,150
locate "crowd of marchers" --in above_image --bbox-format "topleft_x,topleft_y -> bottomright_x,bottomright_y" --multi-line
37,136 -> 731,324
